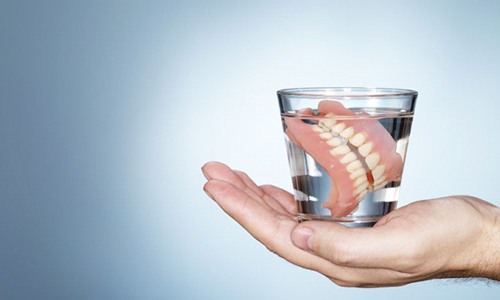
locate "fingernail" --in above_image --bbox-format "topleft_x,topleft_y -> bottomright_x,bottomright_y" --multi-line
291,226 -> 313,251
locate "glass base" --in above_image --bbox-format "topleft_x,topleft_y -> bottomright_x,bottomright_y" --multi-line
297,213 -> 380,227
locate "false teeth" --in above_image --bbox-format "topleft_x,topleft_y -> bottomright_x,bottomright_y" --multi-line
365,153 -> 380,170
340,127 -> 355,139
330,145 -> 350,156
349,132 -> 366,147
358,142 -> 373,157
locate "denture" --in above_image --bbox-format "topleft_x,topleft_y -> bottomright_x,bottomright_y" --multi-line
285,100 -> 403,218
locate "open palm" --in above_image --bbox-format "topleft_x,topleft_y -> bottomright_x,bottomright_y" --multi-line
202,161 -> 500,287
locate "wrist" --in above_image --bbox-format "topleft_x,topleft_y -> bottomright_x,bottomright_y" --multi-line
475,204 -> 500,280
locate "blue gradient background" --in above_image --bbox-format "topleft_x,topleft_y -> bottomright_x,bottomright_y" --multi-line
1,1 -> 499,299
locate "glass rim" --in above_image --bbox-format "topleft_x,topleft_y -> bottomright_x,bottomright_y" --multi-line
277,87 -> 418,98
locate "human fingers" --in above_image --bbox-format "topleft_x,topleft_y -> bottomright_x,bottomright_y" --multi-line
286,220 -> 423,287
292,197 -> 500,283
204,179 -> 272,229
203,179 -> 311,263
290,220 -> 411,270
259,185 -> 297,215
202,161 -> 247,188
202,162 -> 262,201
202,162 -> 290,214
233,170 -> 290,215
202,164 -> 415,285
202,167 -> 340,271
234,170 -> 265,197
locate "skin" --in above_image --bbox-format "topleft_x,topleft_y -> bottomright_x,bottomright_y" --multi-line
201,161 -> 500,287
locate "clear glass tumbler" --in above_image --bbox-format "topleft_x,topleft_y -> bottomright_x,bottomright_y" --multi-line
278,87 -> 417,227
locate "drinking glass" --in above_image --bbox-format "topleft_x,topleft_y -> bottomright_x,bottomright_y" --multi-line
278,87 -> 417,227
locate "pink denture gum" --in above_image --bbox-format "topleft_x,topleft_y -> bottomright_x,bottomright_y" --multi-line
285,100 -> 403,218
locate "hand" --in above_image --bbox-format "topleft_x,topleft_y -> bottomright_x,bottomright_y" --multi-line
202,161 -> 500,287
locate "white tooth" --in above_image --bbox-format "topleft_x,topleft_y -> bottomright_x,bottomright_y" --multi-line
340,127 -> 354,139
353,175 -> 368,187
340,152 -> 357,164
331,122 -> 346,134
347,160 -> 363,172
374,175 -> 386,186
358,142 -> 373,157
321,118 -> 336,128
353,181 -> 369,195
372,165 -> 386,180
312,125 -> 324,133
327,137 -> 342,147
365,153 -> 380,170
349,168 -> 366,179
319,132 -> 333,140
330,145 -> 350,156
349,132 -> 366,147
319,123 -> 331,132
374,180 -> 388,190
357,190 -> 368,201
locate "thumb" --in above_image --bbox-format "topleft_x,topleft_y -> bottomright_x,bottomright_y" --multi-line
291,221 -> 348,256
291,221 -> 402,268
